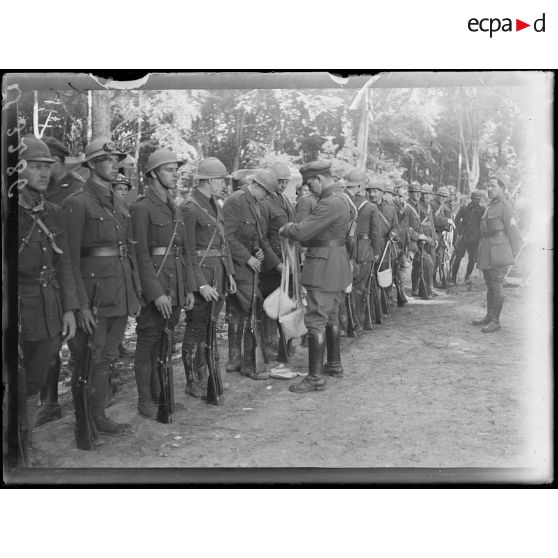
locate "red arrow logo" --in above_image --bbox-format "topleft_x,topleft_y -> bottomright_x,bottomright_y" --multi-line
516,19 -> 530,31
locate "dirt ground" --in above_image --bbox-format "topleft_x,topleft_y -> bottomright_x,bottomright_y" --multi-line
27,256 -> 549,472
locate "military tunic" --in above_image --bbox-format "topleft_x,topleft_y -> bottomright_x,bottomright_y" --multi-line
181,188 -> 234,345
406,199 -> 436,292
280,184 -> 352,335
222,186 -> 279,313
451,201 -> 484,280
62,177 -> 141,419
19,196 -> 78,395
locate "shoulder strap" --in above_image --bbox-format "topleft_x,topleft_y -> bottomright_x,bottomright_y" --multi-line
407,202 -> 420,221
378,209 -> 390,227
155,217 -> 180,278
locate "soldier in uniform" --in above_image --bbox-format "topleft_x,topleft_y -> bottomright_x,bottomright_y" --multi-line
344,169 -> 381,328
450,189 -> 484,284
17,135 -> 78,461
112,173 -> 132,204
430,186 -> 456,280
393,182 -> 410,273
222,170 -> 280,380
279,161 -> 353,393
180,157 -> 236,398
405,182 -> 437,297
474,175 -> 522,333
130,149 -> 195,418
33,137 -> 85,427
259,163 -> 295,357
63,138 -> 141,444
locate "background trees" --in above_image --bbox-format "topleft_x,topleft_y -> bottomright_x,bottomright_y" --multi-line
17,84 -> 530,195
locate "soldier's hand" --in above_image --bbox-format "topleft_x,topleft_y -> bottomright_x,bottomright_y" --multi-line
275,262 -> 284,274
278,223 -> 290,237
344,283 -> 353,294
247,256 -> 262,273
374,254 -> 380,263
255,248 -> 264,261
185,292 -> 195,311
199,284 -> 219,302
448,218 -> 456,228
228,275 -> 237,294
62,311 -> 77,341
77,308 -> 96,335
154,294 -> 172,319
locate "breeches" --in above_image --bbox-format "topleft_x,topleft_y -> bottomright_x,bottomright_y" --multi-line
482,267 -> 506,299
184,293 -> 225,347
304,288 -> 343,336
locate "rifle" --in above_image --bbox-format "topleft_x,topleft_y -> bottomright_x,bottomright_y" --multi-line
345,291 -> 357,337
17,296 -> 29,466
76,283 -> 100,451
250,263 -> 269,377
206,274 -> 224,406
417,240 -> 430,300
157,278 -> 175,424
363,263 -> 374,330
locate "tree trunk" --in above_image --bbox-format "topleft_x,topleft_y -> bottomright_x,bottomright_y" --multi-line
356,90 -> 370,170
91,90 -> 111,138
33,91 -> 39,137
87,90 -> 93,142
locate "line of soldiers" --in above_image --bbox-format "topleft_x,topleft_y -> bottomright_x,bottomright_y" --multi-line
16,134 -> 521,463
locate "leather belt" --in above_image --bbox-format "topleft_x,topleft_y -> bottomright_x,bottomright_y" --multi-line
195,248 -> 223,258
307,239 -> 346,248
150,245 -> 183,257
482,230 -> 506,239
81,245 -> 128,258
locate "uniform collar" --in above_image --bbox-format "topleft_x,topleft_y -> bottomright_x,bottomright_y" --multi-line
86,176 -> 112,203
321,183 -> 343,199
192,188 -> 215,210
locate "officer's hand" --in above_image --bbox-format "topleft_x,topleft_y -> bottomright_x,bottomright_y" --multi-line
247,256 -> 262,273
254,248 -> 264,261
275,262 -> 284,274
228,275 -> 237,294
374,254 -> 380,263
344,283 -> 353,294
154,294 -> 172,319
184,292 -> 195,311
199,284 -> 219,302
278,224 -> 290,237
62,311 -> 76,342
77,308 -> 96,335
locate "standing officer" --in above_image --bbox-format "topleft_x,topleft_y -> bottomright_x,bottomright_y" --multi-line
259,163 -> 294,357
222,170 -> 280,380
474,175 -> 522,333
63,138 -> 141,443
344,169 -> 381,329
18,135 -> 78,461
405,181 -> 437,297
130,149 -> 195,418
393,182 -> 410,274
279,161 -> 353,393
450,189 -> 485,284
34,137 -> 84,427
181,157 -> 236,398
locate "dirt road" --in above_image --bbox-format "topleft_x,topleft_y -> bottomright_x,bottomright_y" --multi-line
28,267 -> 549,472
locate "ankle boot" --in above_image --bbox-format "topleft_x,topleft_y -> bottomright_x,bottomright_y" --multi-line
426,273 -> 439,297
183,344 -> 206,398
473,292 -> 492,325
324,325 -> 343,377
482,295 -> 503,333
289,331 -> 326,393
411,266 -> 419,296
240,316 -> 255,377
226,319 -> 243,373
262,315 -> 278,361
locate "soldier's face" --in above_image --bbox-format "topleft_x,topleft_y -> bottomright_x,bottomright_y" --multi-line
277,179 -> 289,193
252,183 -> 269,201
307,176 -> 323,197
21,161 -> 52,192
383,192 -> 393,203
208,177 -> 225,197
156,164 -> 179,189
409,191 -> 421,202
487,179 -> 503,200
112,184 -> 128,199
91,155 -> 120,182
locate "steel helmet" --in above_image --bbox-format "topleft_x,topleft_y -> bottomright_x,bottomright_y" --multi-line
21,134 -> 55,163
421,183 -> 433,194
344,168 -> 368,187
269,163 -> 291,180
436,186 -> 450,197
471,189 -> 483,199
365,175 -> 384,191
194,157 -> 229,179
252,170 -> 279,194
381,178 -> 396,194
145,148 -> 182,175
84,137 -> 126,164
43,136 -> 69,159
408,181 -> 422,193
